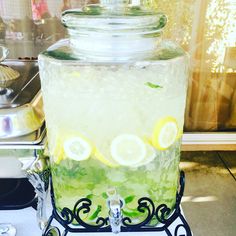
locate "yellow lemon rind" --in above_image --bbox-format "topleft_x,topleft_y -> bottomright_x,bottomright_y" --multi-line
94,149 -> 119,168
152,116 -> 179,151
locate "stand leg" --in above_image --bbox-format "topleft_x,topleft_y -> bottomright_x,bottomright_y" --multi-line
27,153 -> 50,231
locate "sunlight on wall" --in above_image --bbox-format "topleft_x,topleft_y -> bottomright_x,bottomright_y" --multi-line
205,0 -> 236,73
179,161 -> 198,170
182,195 -> 218,203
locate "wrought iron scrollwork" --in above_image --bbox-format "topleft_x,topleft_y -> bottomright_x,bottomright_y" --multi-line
155,203 -> 172,224
122,197 -> 155,229
60,207 -> 74,225
73,198 -> 109,229
174,224 -> 189,236
43,226 -> 61,236
42,170 -> 192,236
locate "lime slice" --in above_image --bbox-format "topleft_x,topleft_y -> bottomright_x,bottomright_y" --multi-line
110,134 -> 146,166
63,137 -> 92,161
152,116 -> 179,150
94,149 -> 119,167
134,144 -> 156,167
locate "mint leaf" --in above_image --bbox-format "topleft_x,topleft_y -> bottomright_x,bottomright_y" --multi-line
122,209 -> 140,217
145,82 -> 162,89
124,195 -> 135,204
102,192 -> 108,199
89,205 -> 102,220
86,194 -> 93,199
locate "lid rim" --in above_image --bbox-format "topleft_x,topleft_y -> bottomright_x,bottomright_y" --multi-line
62,10 -> 167,34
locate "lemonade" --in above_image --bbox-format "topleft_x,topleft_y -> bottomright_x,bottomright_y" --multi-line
38,4 -> 189,226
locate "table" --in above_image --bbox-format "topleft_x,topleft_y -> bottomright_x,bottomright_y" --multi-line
0,206 -> 191,236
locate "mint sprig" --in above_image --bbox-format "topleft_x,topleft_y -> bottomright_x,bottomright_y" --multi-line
89,205 -> 102,220
125,195 -> 135,204
145,82 -> 163,89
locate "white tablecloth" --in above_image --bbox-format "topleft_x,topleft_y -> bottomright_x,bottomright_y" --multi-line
0,206 -> 190,236
0,207 -> 41,235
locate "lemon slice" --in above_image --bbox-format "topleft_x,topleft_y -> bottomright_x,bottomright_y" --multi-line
48,136 -> 65,164
177,129 -> 183,139
94,149 -> 119,167
53,144 -> 65,164
134,144 -> 156,167
64,137 -> 92,161
110,134 -> 146,166
152,117 -> 179,150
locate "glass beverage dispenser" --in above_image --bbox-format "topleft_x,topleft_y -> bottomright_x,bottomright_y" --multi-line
38,0 -> 188,231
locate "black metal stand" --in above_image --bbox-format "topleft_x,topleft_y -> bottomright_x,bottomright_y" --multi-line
43,171 -> 192,236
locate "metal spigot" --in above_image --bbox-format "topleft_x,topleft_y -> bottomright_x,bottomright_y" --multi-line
26,150 -> 50,231
107,188 -> 123,234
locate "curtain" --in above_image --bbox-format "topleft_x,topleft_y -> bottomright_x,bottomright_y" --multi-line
155,0 -> 236,131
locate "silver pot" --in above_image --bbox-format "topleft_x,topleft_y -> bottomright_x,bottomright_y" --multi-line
0,46 -> 44,138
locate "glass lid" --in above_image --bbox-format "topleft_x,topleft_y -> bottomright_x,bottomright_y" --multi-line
60,0 -> 167,61
61,1 -> 167,35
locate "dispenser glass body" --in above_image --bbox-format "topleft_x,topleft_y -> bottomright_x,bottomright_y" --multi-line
38,4 -> 189,225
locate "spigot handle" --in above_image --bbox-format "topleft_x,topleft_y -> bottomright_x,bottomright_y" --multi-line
107,188 -> 123,234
